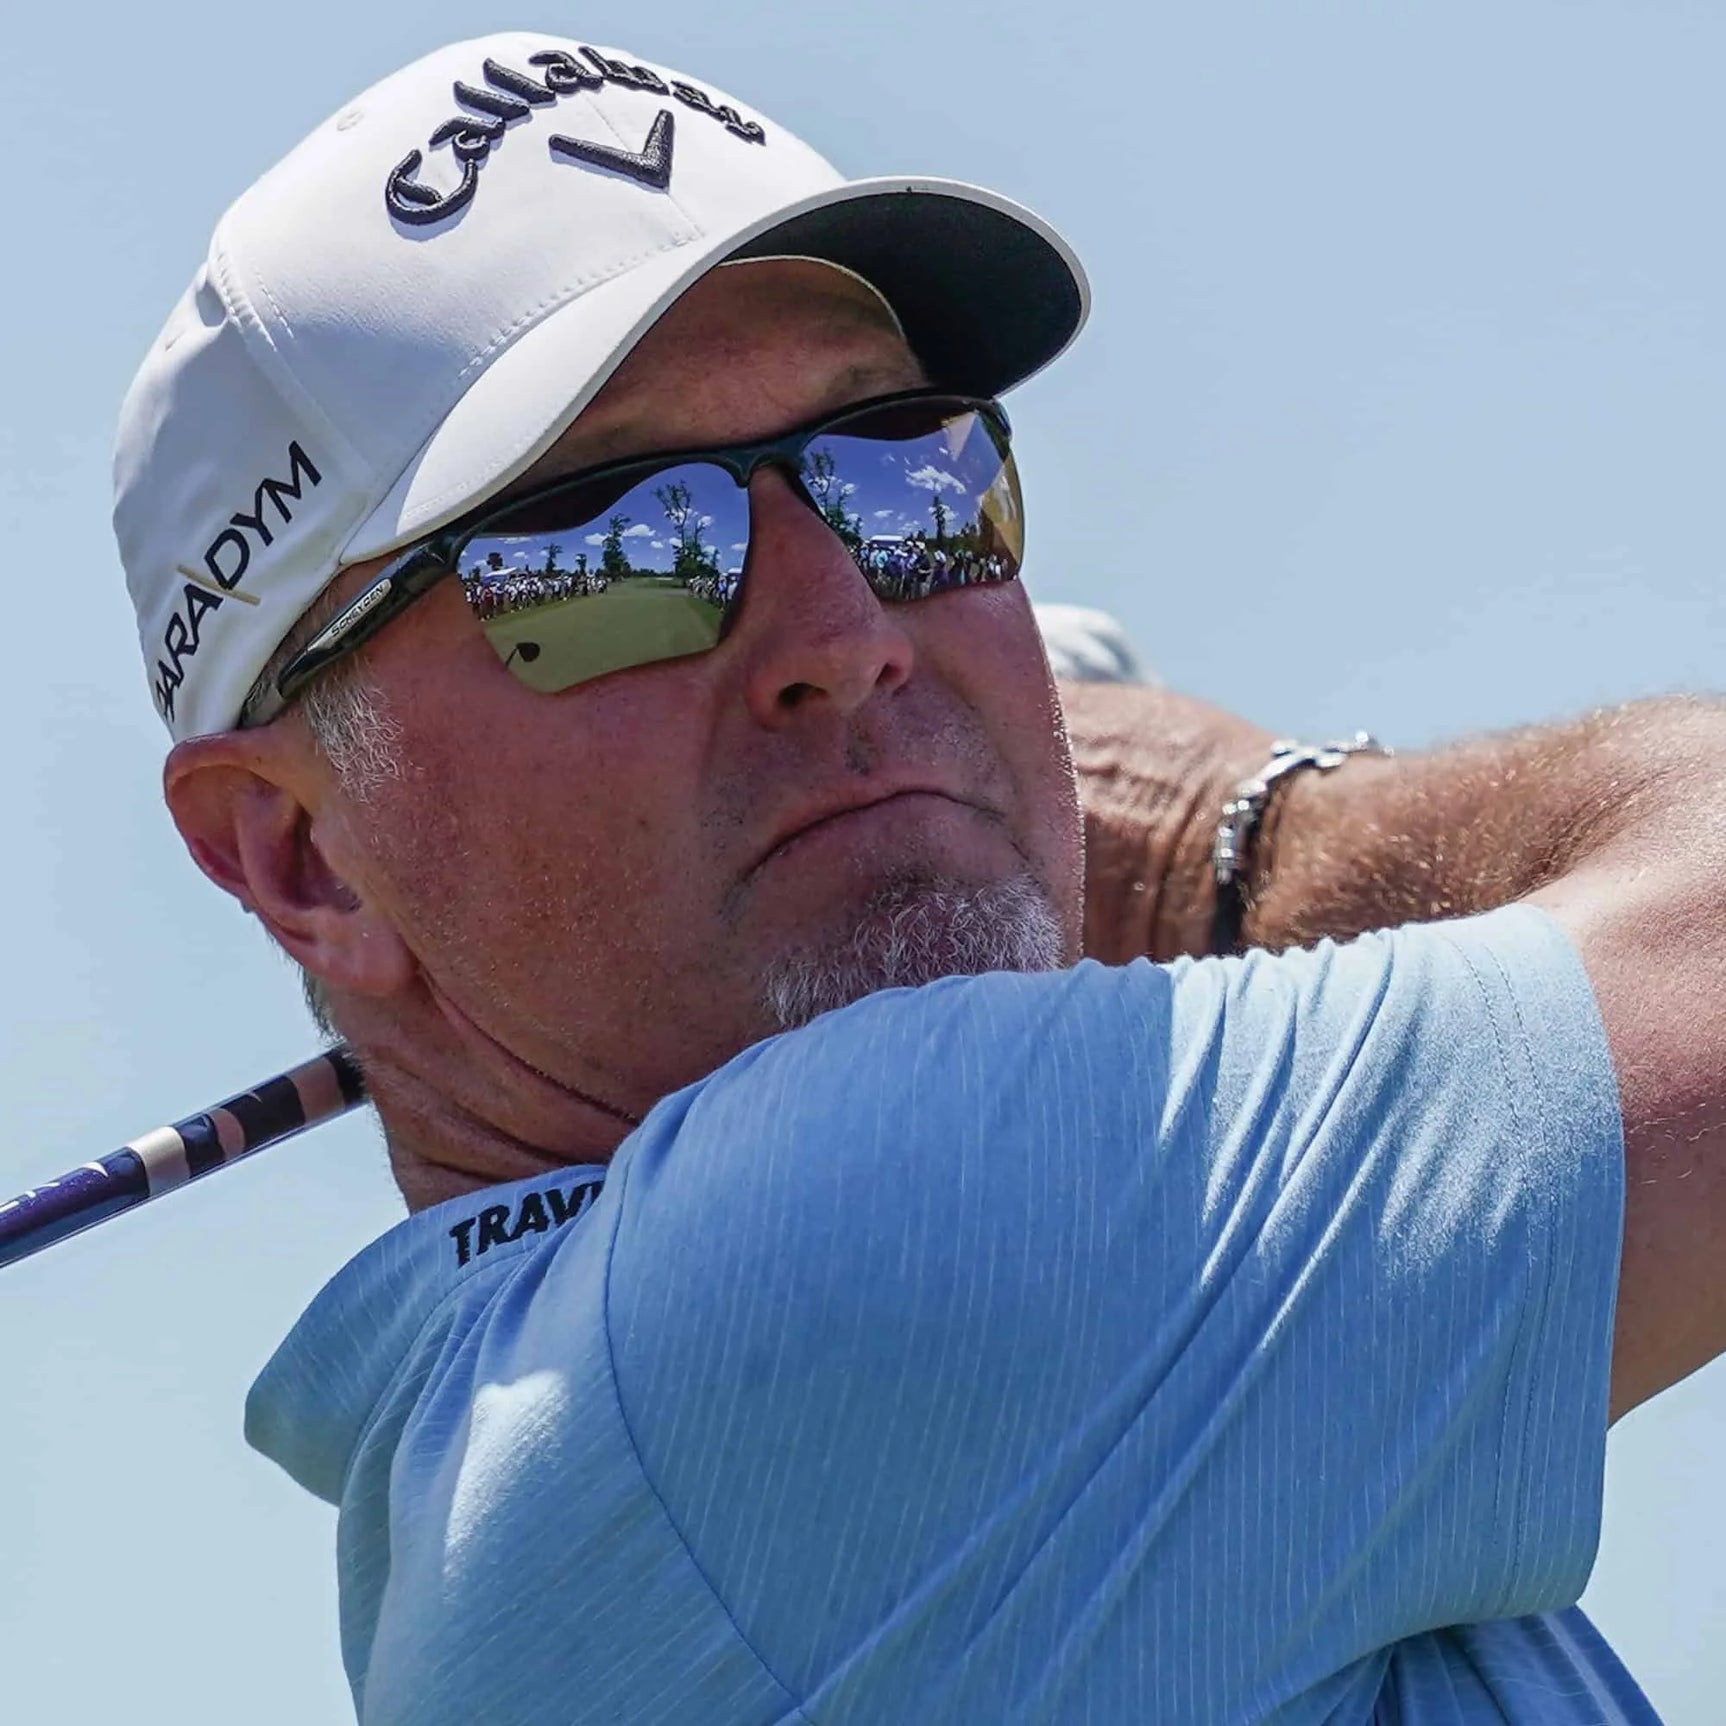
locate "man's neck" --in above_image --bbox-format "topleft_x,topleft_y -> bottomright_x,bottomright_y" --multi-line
335,993 -> 643,1213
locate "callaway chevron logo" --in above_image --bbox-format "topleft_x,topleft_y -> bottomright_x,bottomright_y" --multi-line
386,47 -> 765,228
550,109 -> 675,190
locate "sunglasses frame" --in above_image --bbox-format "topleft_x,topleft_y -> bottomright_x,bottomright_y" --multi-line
241,387 -> 1012,728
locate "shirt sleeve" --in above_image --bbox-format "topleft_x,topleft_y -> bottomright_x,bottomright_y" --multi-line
602,905 -> 1625,1721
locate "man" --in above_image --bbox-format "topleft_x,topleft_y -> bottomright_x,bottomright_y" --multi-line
115,31 -> 1723,1726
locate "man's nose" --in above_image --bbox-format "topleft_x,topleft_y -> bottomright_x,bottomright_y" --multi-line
729,467 -> 915,726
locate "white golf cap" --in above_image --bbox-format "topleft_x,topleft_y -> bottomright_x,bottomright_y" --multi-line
113,32 -> 1089,742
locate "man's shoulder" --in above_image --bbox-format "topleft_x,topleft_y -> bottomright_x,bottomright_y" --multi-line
247,1153 -> 799,1726
675,904 -> 1594,1139
245,1162 -> 613,1504
246,903 -> 1601,1515
248,909 -> 1627,1726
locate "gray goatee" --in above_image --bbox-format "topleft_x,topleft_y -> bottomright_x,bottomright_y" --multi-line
761,875 -> 1066,1031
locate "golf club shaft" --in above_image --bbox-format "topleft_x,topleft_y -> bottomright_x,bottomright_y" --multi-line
0,1047 -> 366,1269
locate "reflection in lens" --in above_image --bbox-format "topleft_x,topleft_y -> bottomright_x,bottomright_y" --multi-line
460,462 -> 748,693
454,401 -> 1021,697
807,404 -> 1022,603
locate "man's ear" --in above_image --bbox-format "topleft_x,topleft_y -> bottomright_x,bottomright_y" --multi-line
163,728 -> 414,1003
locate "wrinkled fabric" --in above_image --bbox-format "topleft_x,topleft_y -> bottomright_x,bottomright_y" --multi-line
250,906 -> 1655,1724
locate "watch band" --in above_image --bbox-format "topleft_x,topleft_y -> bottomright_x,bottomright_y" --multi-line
1209,732 -> 1388,956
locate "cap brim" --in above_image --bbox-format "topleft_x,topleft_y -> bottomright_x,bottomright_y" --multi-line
343,176 -> 1088,564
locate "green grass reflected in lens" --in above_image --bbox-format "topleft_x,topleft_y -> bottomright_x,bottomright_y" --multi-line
480,576 -> 726,693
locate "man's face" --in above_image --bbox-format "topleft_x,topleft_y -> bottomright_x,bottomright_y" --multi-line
328,260 -> 1082,1114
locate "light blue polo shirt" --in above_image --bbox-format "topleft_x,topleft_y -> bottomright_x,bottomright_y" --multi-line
248,906 -> 1655,1724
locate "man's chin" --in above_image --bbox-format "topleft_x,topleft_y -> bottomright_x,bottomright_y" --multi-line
758,873 -> 1067,1031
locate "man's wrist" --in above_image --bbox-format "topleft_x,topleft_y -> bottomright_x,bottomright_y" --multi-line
1210,734 -> 1390,955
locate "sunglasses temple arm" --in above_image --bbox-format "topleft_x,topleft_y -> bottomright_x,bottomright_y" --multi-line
269,547 -> 451,715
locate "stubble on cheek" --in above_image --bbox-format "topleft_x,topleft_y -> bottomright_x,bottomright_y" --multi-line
349,736 -> 605,1034
371,749 -> 782,1093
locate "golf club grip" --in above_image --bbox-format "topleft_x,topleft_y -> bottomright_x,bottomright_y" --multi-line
0,1047 -> 367,1270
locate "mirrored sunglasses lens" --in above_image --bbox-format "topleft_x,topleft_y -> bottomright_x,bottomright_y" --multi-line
807,407 -> 1022,601
461,465 -> 747,691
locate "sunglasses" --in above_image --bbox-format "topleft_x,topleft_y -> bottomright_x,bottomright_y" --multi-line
244,389 -> 1023,725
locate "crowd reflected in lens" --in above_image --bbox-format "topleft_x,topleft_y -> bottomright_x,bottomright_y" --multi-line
461,463 -> 749,624
455,400 -> 1023,646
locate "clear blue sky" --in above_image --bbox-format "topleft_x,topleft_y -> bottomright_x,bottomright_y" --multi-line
3,2 -> 1721,1720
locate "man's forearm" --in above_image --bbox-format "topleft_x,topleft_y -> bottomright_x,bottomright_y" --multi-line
1063,681 -> 1725,961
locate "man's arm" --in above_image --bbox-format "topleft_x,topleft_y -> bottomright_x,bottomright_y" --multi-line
1063,681 -> 1726,1420
610,927 -> 1624,1701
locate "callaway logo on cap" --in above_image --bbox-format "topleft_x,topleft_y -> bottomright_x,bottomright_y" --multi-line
113,32 -> 1089,741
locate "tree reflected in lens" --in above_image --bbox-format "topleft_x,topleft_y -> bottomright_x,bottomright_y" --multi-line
812,407 -> 1023,602
461,463 -> 747,623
